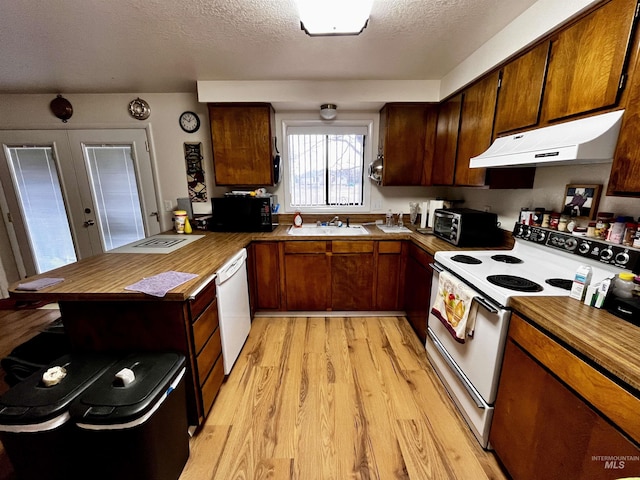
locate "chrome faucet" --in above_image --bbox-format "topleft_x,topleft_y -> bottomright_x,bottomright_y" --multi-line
328,216 -> 340,226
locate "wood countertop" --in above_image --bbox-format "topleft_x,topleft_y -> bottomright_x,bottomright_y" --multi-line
8,224 -> 639,395
510,296 -> 640,393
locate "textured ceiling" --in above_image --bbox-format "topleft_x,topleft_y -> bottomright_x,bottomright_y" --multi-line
0,0 -> 539,94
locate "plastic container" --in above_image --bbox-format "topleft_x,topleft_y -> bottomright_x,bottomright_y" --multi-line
612,272 -> 636,299
0,354 -> 117,480
541,213 -> 551,228
570,265 -> 592,301
594,212 -> 614,240
173,210 -> 187,233
558,215 -> 569,232
70,352 -> 189,480
586,222 -> 597,238
623,222 -> 637,246
607,216 -> 626,244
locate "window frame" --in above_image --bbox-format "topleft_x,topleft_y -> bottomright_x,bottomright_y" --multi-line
281,115 -> 374,214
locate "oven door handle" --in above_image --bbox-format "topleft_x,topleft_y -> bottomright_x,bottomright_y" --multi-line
473,296 -> 499,314
427,329 -> 486,410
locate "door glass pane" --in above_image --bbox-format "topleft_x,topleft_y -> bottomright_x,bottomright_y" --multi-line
83,145 -> 145,251
6,146 -> 77,273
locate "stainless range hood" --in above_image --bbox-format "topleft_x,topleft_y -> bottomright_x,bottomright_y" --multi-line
470,110 -> 624,168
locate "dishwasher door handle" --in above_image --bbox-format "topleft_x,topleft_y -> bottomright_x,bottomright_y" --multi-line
216,248 -> 247,285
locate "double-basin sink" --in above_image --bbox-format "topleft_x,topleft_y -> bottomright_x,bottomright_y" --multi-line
287,224 -> 369,236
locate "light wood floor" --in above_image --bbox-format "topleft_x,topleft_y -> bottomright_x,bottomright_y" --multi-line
179,316 -> 507,480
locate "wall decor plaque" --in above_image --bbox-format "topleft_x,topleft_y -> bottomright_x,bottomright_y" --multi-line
184,142 -> 207,202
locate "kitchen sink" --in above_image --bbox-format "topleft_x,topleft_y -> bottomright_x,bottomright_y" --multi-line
287,224 -> 369,236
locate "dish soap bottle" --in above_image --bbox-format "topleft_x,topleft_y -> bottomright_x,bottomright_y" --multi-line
184,217 -> 193,234
293,211 -> 303,228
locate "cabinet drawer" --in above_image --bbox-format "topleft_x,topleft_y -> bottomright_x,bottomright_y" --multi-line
332,241 -> 374,254
201,356 -> 225,415
284,241 -> 327,254
193,299 -> 219,354
510,314 -> 640,443
408,243 -> 434,268
378,241 -> 403,254
197,327 -> 222,385
189,275 -> 217,319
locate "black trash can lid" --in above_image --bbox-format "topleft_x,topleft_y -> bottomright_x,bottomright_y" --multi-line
0,354 -> 118,428
70,352 -> 185,427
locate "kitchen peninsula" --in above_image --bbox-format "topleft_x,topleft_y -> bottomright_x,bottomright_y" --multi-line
8,225 -> 640,444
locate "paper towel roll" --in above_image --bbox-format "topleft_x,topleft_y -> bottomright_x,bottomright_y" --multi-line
420,201 -> 429,228
428,200 -> 445,228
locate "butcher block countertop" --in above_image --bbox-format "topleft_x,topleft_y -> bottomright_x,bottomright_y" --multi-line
8,225 -> 639,393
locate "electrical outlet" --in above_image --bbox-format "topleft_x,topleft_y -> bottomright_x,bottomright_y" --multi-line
372,199 -> 382,210
164,200 -> 173,212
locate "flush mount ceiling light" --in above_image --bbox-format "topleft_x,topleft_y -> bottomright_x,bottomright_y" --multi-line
296,0 -> 373,36
320,104 -> 337,120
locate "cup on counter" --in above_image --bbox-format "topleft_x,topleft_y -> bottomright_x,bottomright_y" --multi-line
173,210 -> 187,233
409,202 -> 419,224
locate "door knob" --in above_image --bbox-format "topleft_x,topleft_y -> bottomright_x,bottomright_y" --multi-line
84,219 -> 95,227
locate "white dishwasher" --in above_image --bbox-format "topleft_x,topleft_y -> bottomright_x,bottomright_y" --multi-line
215,248 -> 251,375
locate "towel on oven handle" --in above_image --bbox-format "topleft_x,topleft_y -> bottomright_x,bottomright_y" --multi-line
431,270 -> 478,344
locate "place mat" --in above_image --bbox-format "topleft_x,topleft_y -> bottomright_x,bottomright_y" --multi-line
15,278 -> 64,291
124,271 -> 199,297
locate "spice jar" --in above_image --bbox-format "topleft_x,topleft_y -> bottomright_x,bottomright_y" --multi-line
532,208 -> 545,227
549,212 -> 560,230
541,212 -> 551,228
623,222 -> 637,246
607,216 -> 627,244
594,212 -> 614,240
586,222 -> 597,237
557,215 -> 569,232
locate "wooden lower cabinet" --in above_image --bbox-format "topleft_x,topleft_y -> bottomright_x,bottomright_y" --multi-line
331,241 -> 375,310
284,241 -> 331,310
403,243 -> 433,343
250,242 -> 281,310
280,240 -> 408,312
491,314 -> 640,479
59,275 -> 225,428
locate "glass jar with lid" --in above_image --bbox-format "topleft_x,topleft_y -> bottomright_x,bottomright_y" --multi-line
594,212 -> 614,240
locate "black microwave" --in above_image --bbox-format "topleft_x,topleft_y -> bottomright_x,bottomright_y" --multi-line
210,196 -> 278,232
432,208 -> 501,246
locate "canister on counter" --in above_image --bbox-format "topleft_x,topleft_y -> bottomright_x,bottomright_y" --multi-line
594,212 -> 614,240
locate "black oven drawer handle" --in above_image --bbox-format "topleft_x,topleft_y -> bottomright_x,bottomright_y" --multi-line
427,329 -> 486,410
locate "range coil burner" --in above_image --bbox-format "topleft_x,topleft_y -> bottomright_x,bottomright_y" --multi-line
451,255 -> 482,264
487,274 -> 543,292
545,278 -> 573,290
491,254 -> 522,264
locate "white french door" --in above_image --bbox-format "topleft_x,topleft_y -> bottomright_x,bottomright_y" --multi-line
0,129 -> 160,277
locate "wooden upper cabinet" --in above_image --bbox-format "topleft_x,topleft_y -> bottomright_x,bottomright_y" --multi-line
208,103 -> 275,186
454,72 -> 500,186
541,0 -> 638,123
379,103 -> 438,186
494,42 -> 550,135
432,94 -> 462,185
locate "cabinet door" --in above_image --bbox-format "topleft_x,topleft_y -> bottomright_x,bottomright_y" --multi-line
251,242 -> 281,310
494,41 -> 550,135
209,103 -> 274,186
432,94 -> 462,185
455,72 -> 499,186
541,0 -> 638,122
374,241 -> 406,311
380,103 -> 438,186
492,338 -> 640,480
331,241 -> 375,310
284,242 -> 330,310
403,244 -> 433,343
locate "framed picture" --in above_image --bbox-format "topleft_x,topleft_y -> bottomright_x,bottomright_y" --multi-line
561,184 -> 601,219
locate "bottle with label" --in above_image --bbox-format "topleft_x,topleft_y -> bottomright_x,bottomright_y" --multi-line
293,211 -> 303,228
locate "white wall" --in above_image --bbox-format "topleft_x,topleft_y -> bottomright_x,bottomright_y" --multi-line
456,163 -> 640,230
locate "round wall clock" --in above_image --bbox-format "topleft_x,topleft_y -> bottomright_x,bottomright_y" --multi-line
179,111 -> 200,133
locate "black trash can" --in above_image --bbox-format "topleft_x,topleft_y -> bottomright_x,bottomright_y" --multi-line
0,354 -> 118,480
70,352 -> 189,480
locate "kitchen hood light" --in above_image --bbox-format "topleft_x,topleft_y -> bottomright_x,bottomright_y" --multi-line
320,103 -> 337,120
297,0 -> 373,36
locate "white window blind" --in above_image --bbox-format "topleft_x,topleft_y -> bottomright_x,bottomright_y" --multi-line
287,125 -> 366,208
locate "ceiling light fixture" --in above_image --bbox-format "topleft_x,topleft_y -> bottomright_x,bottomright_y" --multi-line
320,104 -> 337,120
296,0 -> 373,37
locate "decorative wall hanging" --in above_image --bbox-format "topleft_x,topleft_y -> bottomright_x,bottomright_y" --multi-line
561,184 -> 601,219
50,95 -> 73,123
128,97 -> 150,120
184,142 -> 207,202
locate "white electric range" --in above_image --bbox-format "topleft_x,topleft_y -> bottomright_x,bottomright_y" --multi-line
426,223 -> 639,448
